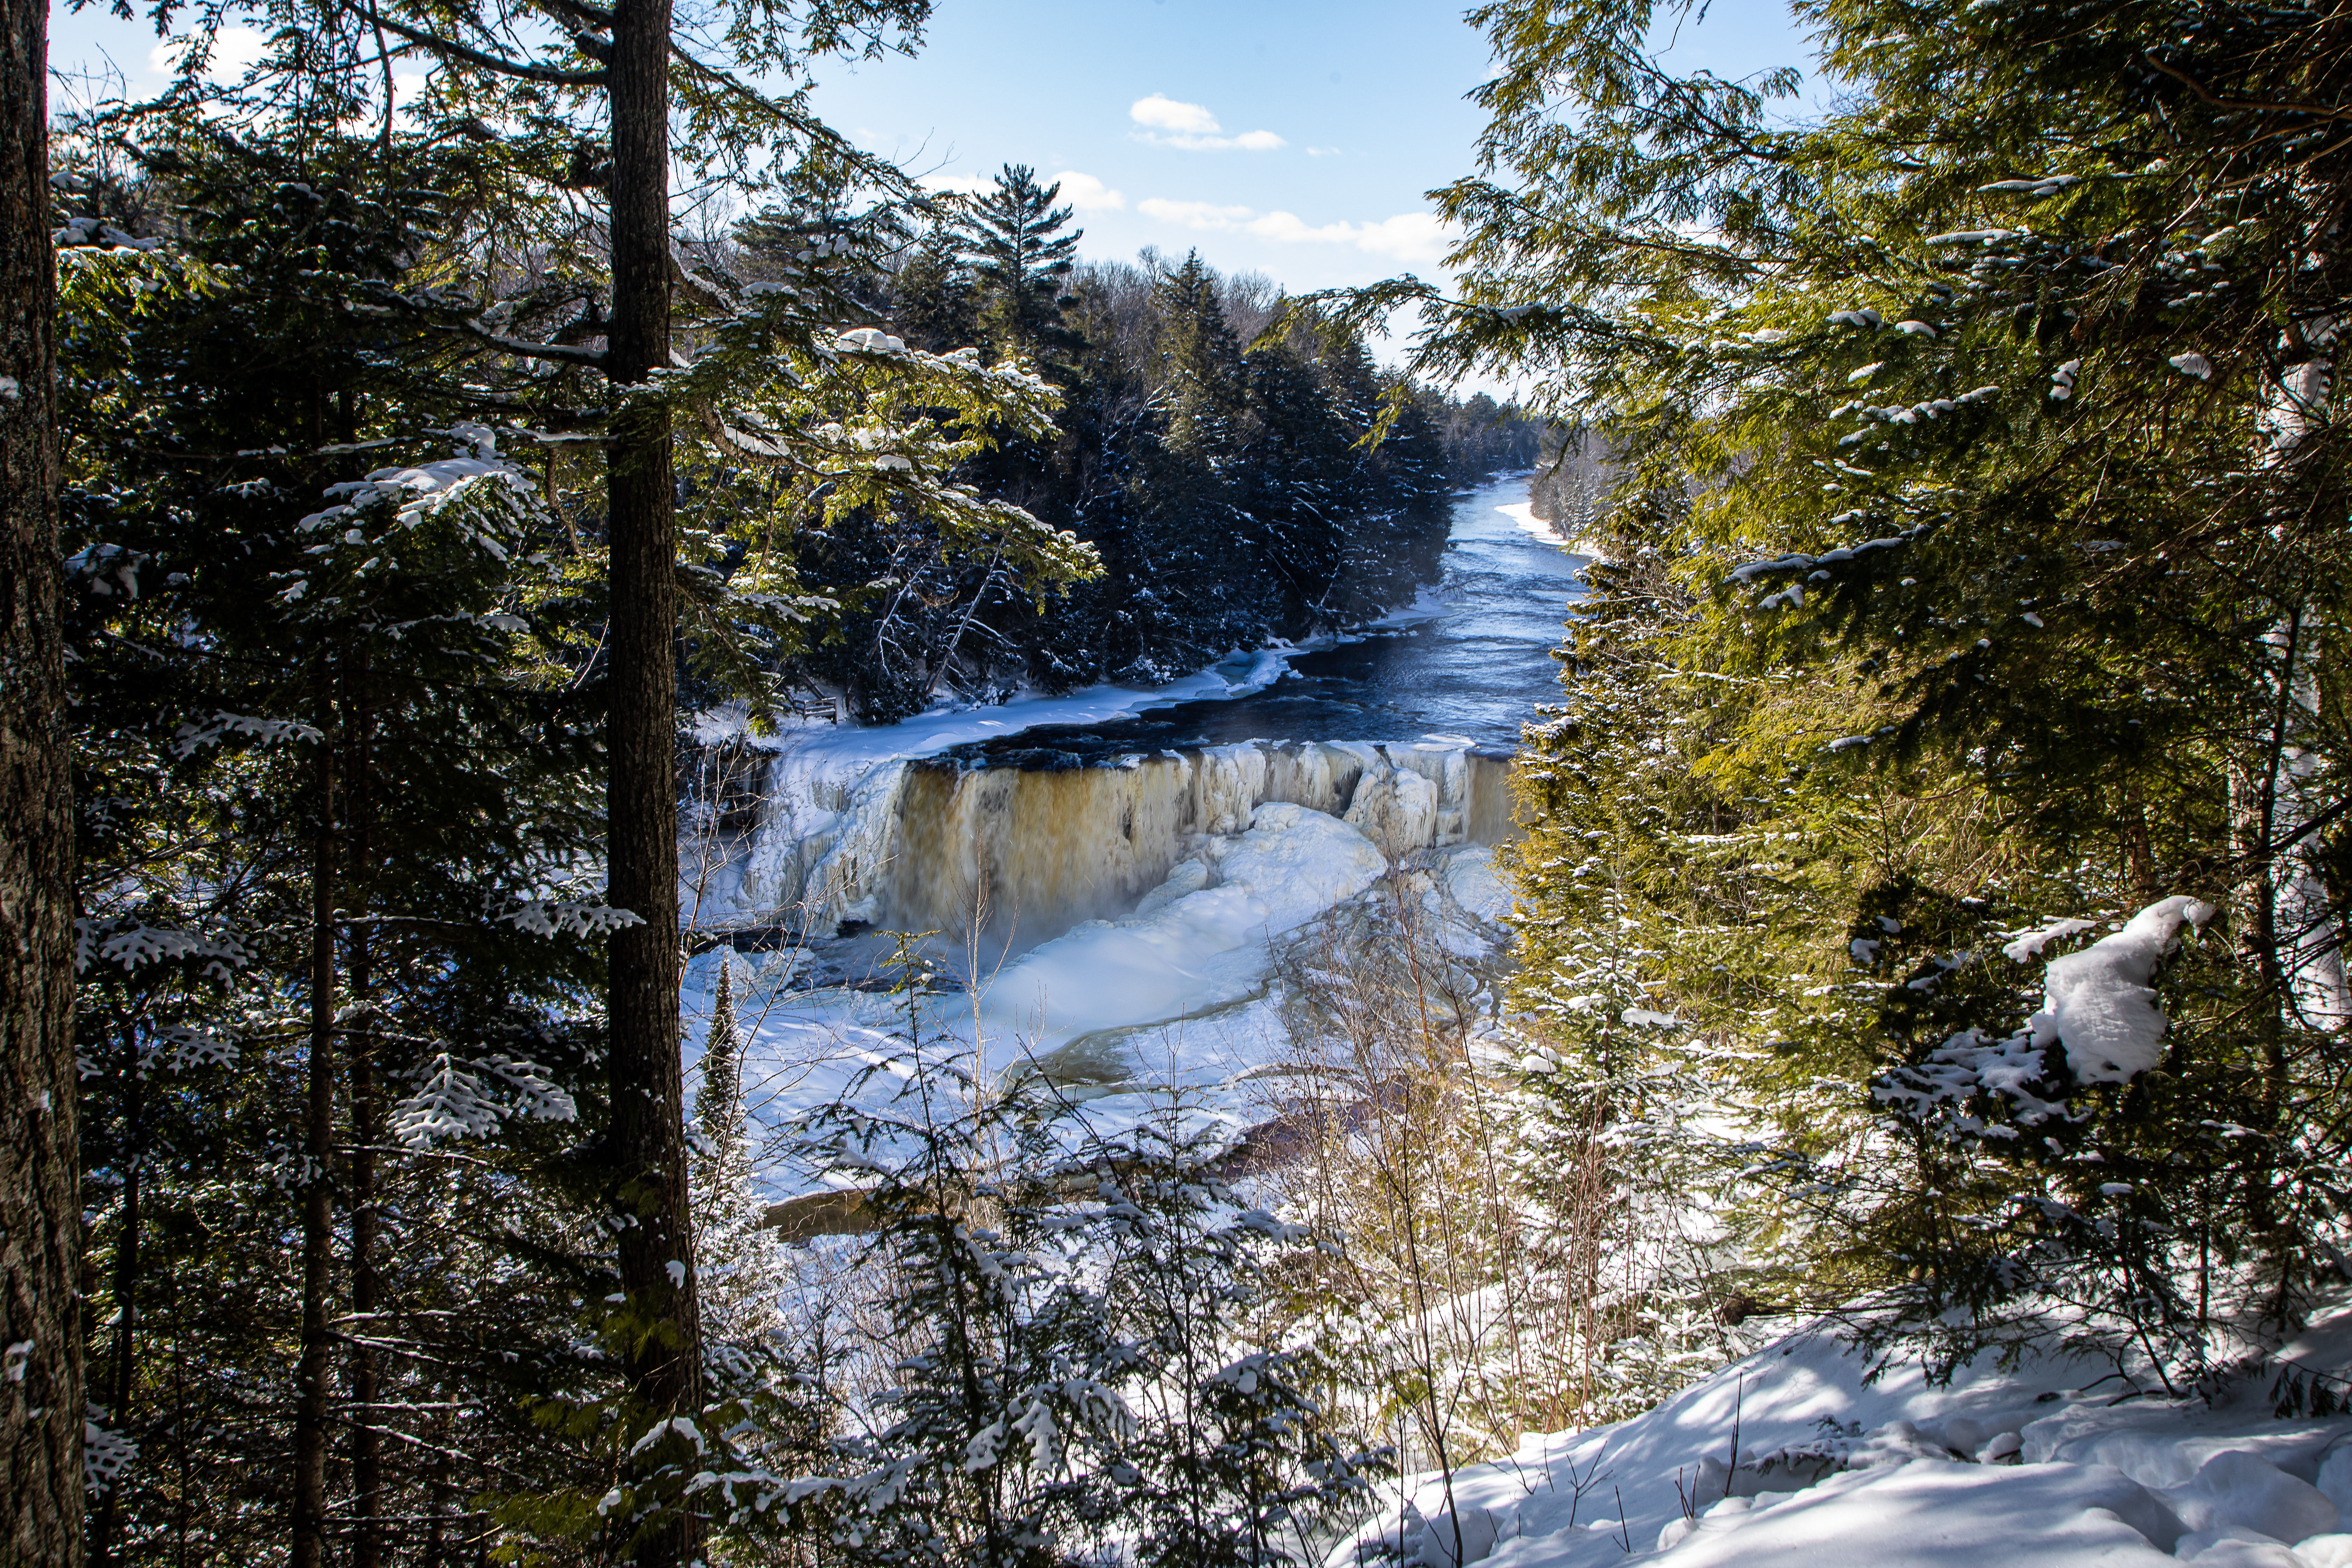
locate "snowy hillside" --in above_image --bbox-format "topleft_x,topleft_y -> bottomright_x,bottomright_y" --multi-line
1341,1311 -> 2352,1568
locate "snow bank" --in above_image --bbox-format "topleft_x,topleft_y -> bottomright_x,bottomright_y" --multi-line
1645,1462 -> 2183,1566
1335,1307 -> 2352,1568
1496,499 -> 1600,560
1497,500 -> 1562,545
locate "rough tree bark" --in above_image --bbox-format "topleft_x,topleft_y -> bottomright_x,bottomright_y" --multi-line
0,0 -> 83,1550
605,0 -> 701,1559
348,666 -> 381,1568
292,692 -> 337,1568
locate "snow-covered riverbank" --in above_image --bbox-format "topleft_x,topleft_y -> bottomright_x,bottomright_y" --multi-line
672,477 -> 1556,1228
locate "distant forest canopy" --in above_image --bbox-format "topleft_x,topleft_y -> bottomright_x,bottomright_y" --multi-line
722,164 -> 1546,722
1525,425 -> 1612,542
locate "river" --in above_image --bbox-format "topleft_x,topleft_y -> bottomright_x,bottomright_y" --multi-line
937,472 -> 1586,766
704,472 -> 1588,1174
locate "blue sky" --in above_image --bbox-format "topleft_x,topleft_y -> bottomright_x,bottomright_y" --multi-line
47,0 -> 1817,295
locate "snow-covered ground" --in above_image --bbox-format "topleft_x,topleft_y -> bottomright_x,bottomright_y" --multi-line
1338,1309 -> 2352,1568
673,479 -> 2344,1567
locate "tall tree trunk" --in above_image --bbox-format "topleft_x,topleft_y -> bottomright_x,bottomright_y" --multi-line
605,0 -> 700,1560
347,662 -> 381,1568
293,693 -> 338,1568
0,0 -> 81,1549
91,1026 -> 143,1568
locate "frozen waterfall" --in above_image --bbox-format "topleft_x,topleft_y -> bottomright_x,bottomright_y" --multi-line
718,737 -> 1520,950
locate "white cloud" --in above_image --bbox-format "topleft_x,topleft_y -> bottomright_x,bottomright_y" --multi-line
1139,197 -> 1255,228
1307,147 -> 1342,158
1146,128 -> 1288,153
1139,198 -> 1451,264
1128,94 -> 1285,152
1050,170 -> 1125,212
924,170 -> 1124,212
1131,94 -> 1220,135
150,26 -> 268,84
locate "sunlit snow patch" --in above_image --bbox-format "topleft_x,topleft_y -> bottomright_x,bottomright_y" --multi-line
1335,1301 -> 2352,1568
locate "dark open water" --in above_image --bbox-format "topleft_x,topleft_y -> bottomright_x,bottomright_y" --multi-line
943,475 -> 1587,767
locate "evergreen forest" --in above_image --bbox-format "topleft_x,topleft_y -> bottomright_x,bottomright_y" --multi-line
9,0 -> 2352,1567
18,37 -> 1535,1568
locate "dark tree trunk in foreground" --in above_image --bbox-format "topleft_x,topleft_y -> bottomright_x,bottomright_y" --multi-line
293,707 -> 337,1568
348,670 -> 382,1568
606,0 -> 700,1559
0,0 -> 82,1551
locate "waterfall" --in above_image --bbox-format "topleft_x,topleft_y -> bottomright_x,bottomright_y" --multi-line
723,737 -> 1520,948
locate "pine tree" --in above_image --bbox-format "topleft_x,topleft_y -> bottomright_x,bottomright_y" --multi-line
690,952 -> 781,1348
959,164 -> 1081,367
1155,252 -> 1252,469
56,133 -> 618,1563
783,1057 -> 1380,1568
889,229 -> 982,355
126,19 -> 1077,1560
696,957 -> 744,1170
1332,0 -> 2352,1385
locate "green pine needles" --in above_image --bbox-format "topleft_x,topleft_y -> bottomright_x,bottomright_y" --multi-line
745,944 -> 1386,1568
1329,0 -> 2352,1393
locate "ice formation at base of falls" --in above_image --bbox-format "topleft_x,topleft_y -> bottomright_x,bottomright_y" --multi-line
679,741 -> 1520,1185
